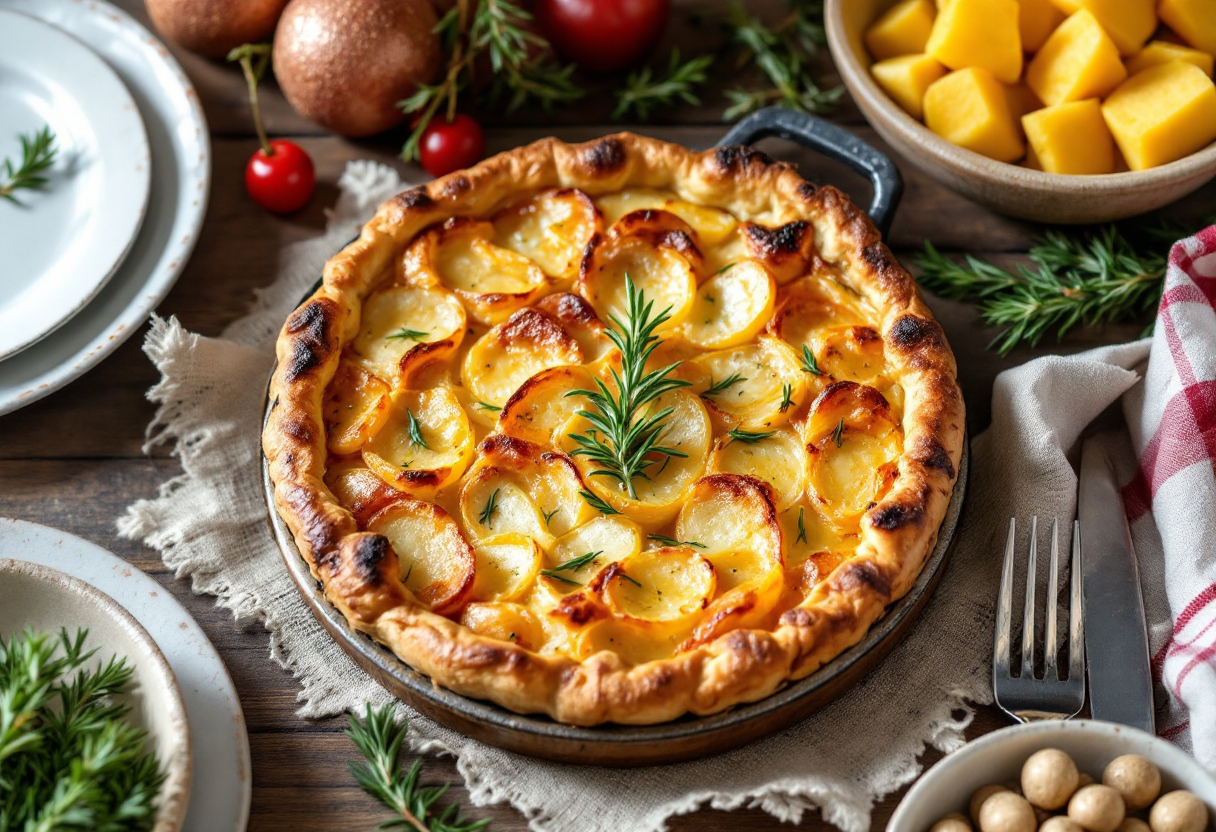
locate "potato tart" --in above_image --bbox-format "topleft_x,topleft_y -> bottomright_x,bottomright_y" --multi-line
264,134 -> 964,726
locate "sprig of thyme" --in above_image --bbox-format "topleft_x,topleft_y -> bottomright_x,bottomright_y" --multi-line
648,534 -> 706,549
799,344 -> 822,375
728,427 -> 776,444
477,488 -> 500,528
406,410 -> 428,449
914,218 -> 1213,354
388,327 -> 429,342
346,704 -> 489,832
724,0 -> 843,120
0,126 -> 57,204
701,373 -> 747,400
539,551 -> 601,584
565,276 -> 692,500
613,49 -> 714,121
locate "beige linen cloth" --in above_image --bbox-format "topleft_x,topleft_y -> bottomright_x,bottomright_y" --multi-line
119,161 -> 1172,831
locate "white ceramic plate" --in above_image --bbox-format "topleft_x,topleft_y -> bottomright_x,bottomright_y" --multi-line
0,10 -> 151,361
0,0 -> 209,414
0,518 -> 251,832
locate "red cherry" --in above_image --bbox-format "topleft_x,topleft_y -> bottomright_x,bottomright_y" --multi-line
245,139 -> 316,213
418,115 -> 485,178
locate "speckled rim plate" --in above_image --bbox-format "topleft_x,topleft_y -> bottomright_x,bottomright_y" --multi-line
0,0 -> 209,414
0,10 -> 151,360
0,518 -> 251,832
262,351 -> 969,765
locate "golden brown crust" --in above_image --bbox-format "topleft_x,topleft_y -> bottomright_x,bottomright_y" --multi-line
264,133 -> 965,726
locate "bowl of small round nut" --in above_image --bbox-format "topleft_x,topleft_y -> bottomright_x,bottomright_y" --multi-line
888,721 -> 1216,832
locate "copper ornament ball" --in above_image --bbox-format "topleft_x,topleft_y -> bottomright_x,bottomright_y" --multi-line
273,0 -> 442,138
146,0 -> 290,58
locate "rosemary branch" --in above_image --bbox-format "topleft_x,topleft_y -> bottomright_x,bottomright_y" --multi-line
0,126 -> 57,204
613,49 -> 714,121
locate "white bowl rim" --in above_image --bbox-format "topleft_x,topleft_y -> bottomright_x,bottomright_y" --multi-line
0,558 -> 192,832
887,719 -> 1216,832
824,0 -> 1216,191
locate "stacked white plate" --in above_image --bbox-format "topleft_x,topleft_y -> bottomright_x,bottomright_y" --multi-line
0,0 -> 209,414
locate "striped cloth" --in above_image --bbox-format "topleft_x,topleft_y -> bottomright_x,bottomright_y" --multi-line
1121,225 -> 1216,764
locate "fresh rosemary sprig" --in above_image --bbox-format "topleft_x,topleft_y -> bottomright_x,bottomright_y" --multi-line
831,418 -> 845,447
476,401 -> 502,412
701,372 -> 747,400
478,488 -> 500,528
541,507 -> 560,527
799,344 -> 822,375
578,490 -> 621,515
388,327 -> 429,342
728,427 -> 776,444
724,0 -> 843,120
0,126 -> 57,204
539,551 -> 601,584
796,507 -> 808,544
399,0 -> 583,162
779,382 -> 794,412
648,534 -> 706,549
613,49 -> 714,121
406,410 -> 428,449
913,219 -> 1208,354
0,627 -> 165,831
565,276 -> 692,501
346,703 -> 489,832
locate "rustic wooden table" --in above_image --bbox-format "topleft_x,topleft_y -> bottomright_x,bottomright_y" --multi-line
1,1 -> 1204,829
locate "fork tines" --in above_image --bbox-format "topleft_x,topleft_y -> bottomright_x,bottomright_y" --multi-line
993,516 -> 1085,723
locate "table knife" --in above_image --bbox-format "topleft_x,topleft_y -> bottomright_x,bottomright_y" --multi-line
1078,437 -> 1155,733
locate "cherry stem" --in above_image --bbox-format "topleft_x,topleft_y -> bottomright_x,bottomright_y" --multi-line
233,45 -> 274,156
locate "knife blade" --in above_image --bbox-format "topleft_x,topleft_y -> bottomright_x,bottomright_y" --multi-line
1078,436 -> 1155,733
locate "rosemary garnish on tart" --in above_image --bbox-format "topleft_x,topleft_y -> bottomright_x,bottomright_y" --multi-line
565,276 -> 692,501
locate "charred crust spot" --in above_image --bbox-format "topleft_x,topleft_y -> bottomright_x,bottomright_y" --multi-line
287,341 -> 322,382
498,307 -> 576,352
837,560 -> 892,599
860,242 -> 895,274
537,292 -> 600,327
396,187 -> 434,209
889,315 -> 944,351
580,137 -> 626,175
797,181 -> 818,201
284,299 -> 337,382
442,175 -> 471,198
714,145 -> 772,174
780,608 -> 814,627
854,326 -> 882,345
914,437 -> 956,480
869,502 -> 924,531
552,592 -> 603,626
352,534 -> 390,586
397,470 -> 441,486
281,417 -> 314,444
745,221 -> 811,258
478,433 -> 541,462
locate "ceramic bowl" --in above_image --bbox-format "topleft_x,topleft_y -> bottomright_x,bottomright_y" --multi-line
824,0 -> 1216,224
0,558 -> 191,832
888,720 -> 1216,832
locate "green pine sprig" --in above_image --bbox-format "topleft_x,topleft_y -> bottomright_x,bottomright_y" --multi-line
564,276 -> 692,501
346,704 -> 489,832
913,218 -> 1214,354
613,49 -> 715,121
0,126 -> 57,204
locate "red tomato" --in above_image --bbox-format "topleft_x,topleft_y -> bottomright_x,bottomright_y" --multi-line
536,0 -> 670,73
419,115 -> 486,178
245,139 -> 315,214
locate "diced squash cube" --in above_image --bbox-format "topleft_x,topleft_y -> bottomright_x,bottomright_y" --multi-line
1020,0 -> 1067,52
1027,10 -> 1128,105
924,67 -> 1026,162
871,53 -> 948,119
1101,61 -> 1216,169
1159,0 -> 1216,57
865,0 -> 937,61
1022,99 -> 1116,174
925,0 -> 1022,84
1005,84 -> 1044,121
1126,40 -> 1215,77
1049,0 -> 1156,56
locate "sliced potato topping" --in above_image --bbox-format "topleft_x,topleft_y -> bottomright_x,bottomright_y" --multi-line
461,307 -> 583,410
675,474 -> 782,568
692,338 -> 805,429
578,618 -> 682,664
362,386 -> 475,496
766,275 -> 868,352
432,219 -> 548,324
534,292 -> 611,361
682,260 -> 776,350
680,566 -> 784,651
549,515 -> 643,580
492,189 -> 600,283
817,325 -> 885,385
324,361 -> 391,456
594,190 -> 738,247
461,602 -> 544,650
462,476 -> 552,549
709,429 -> 807,511
324,460 -> 402,526
350,285 -> 466,382
602,548 -> 716,625
366,500 -> 474,614
779,504 -> 850,564
470,533 -> 543,602
497,365 -> 594,447
579,236 -> 696,333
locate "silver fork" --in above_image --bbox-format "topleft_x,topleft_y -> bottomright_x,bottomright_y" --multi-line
993,516 -> 1085,722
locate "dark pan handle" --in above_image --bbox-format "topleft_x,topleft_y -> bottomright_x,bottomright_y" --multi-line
717,107 -> 903,238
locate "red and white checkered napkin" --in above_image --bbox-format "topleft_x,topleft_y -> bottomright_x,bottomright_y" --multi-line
1120,225 -> 1216,766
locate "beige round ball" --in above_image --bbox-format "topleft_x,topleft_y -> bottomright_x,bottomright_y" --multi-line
973,786 -> 1012,825
1042,817 -> 1086,832
273,0 -> 441,137
1023,748 -> 1081,809
980,791 -> 1038,832
1119,818 -> 1153,832
933,814 -> 975,832
1079,774 -> 1096,788
1149,791 -> 1209,832
1103,756 -> 1162,812
1068,785 -> 1126,832
146,0 -> 289,57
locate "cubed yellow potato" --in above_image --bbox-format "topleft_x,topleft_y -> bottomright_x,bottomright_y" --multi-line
1022,99 -> 1116,174
925,0 -> 1022,84
1020,0 -> 1066,52
871,53 -> 948,118
924,67 -> 1026,162
1159,0 -> 1216,57
1004,84 -> 1044,121
865,0 -> 937,60
1049,0 -> 1156,56
1027,10 -> 1128,105
1101,61 -> 1216,169
1127,40 -> 1214,77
